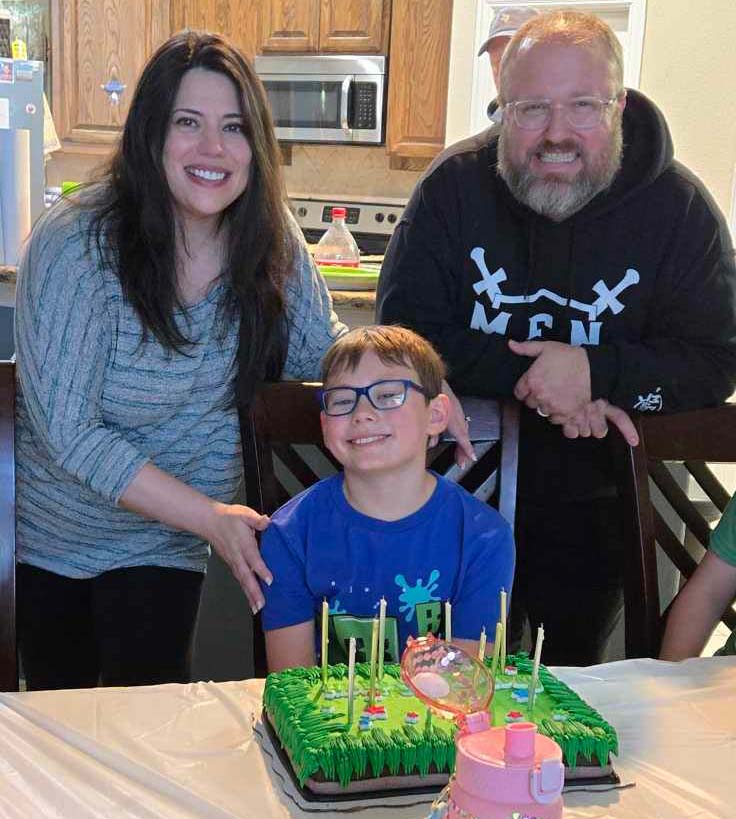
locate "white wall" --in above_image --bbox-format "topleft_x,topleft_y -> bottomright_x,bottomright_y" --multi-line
638,0 -> 736,220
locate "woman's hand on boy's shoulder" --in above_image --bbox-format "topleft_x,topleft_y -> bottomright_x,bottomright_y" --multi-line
206,502 -> 272,614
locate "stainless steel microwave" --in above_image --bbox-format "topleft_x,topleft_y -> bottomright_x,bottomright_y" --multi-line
254,55 -> 386,145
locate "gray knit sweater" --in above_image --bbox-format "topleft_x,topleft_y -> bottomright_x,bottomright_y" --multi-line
14,201 -> 345,577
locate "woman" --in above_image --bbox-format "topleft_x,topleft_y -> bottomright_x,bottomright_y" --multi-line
14,31 -> 343,690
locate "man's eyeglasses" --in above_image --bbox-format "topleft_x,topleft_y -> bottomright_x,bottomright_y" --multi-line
503,96 -> 619,130
320,379 -> 429,416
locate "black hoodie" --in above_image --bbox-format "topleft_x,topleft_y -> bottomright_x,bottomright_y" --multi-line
377,90 -> 736,502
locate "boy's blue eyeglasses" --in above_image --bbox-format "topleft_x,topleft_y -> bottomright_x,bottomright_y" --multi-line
320,379 -> 429,416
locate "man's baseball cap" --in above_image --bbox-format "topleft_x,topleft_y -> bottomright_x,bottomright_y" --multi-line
477,6 -> 541,56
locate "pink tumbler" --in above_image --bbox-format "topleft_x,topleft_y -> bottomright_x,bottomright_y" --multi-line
449,715 -> 564,819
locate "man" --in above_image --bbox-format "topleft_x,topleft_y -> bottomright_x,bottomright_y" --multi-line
377,11 -> 736,665
478,5 -> 540,90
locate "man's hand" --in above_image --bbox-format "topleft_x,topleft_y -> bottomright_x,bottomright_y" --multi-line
549,399 -> 640,446
509,339 -> 591,417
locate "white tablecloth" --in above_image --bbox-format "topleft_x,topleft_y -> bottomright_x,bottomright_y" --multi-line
0,657 -> 733,818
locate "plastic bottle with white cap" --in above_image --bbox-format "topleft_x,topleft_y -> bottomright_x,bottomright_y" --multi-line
313,207 -> 360,268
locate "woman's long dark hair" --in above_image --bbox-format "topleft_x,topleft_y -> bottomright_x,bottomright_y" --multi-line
88,30 -> 292,405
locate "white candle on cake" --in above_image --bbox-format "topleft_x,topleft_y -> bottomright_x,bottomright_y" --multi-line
445,600 -> 452,643
499,588 -> 507,671
490,621 -> 502,678
347,636 -> 356,725
321,598 -> 329,686
377,597 -> 387,681
529,623 -> 545,712
478,626 -> 487,660
368,616 -> 379,706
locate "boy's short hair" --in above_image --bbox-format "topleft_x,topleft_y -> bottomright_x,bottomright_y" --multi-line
321,325 -> 446,398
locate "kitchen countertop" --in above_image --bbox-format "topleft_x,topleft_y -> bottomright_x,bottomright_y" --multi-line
329,289 -> 375,310
0,267 -> 377,311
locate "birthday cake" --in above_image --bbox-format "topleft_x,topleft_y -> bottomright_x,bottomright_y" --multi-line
262,653 -> 618,795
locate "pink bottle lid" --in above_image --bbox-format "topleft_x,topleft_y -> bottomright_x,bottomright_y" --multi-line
454,722 -> 564,813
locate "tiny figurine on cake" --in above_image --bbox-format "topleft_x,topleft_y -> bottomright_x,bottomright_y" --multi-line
363,704 -> 387,721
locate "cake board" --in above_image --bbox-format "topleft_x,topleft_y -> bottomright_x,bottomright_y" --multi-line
258,709 -> 625,807
256,711 -> 441,811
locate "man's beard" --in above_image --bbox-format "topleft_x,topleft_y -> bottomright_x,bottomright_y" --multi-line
497,111 -> 623,222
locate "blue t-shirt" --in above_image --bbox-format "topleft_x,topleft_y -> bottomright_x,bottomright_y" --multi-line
260,473 -> 515,663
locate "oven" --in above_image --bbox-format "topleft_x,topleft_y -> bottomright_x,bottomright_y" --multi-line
290,195 -> 405,256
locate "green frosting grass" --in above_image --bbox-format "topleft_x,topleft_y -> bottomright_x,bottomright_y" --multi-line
263,653 -> 618,788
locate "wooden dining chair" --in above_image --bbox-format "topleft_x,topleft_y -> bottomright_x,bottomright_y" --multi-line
241,381 -> 520,677
613,404 -> 736,659
0,361 -> 17,691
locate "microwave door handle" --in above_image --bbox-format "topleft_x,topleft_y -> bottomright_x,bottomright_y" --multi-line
340,77 -> 351,132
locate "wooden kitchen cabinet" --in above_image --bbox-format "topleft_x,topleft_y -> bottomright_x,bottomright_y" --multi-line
386,0 -> 452,167
52,0 -> 171,152
260,0 -> 321,53
261,0 -> 388,54
318,0 -> 390,53
170,1 -> 262,60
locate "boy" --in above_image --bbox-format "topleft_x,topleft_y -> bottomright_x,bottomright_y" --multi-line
260,325 -> 515,672
660,494 -> 736,659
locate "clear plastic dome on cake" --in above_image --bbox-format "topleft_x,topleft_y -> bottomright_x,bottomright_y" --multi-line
400,634 -> 494,720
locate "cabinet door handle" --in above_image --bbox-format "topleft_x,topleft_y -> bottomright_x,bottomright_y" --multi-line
101,78 -> 126,105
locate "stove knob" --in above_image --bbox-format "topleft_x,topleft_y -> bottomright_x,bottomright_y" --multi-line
375,212 -> 385,223
297,206 -> 308,217
387,213 -> 397,224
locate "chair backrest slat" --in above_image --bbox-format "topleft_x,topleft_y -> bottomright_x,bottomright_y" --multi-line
652,510 -> 700,577
649,462 -> 713,548
272,444 -> 323,490
721,599 -> 736,631
685,461 -> 731,511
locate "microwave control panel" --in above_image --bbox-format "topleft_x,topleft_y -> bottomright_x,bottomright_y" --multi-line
352,82 -> 377,130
